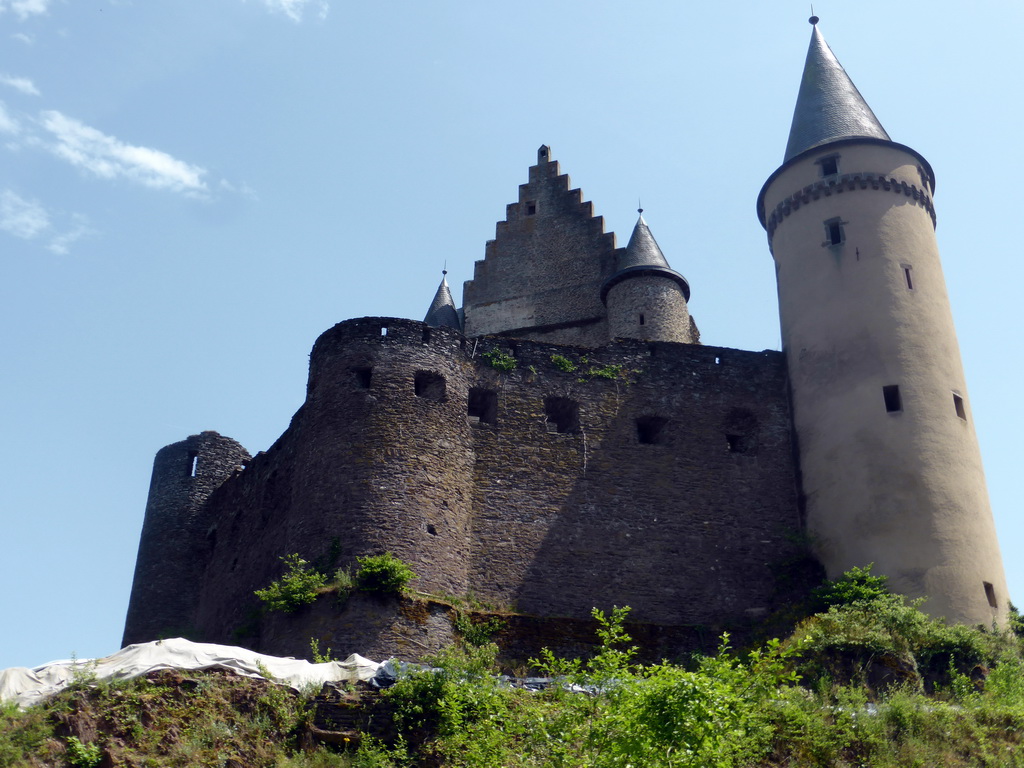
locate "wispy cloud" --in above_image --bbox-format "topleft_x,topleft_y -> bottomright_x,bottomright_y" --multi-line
0,74 -> 39,96
261,0 -> 328,22
39,110 -> 208,195
0,189 -> 49,239
0,0 -> 52,21
48,214 -> 93,255
0,102 -> 20,134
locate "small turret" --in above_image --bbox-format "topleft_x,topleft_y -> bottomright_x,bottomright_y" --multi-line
423,271 -> 461,330
601,210 -> 696,343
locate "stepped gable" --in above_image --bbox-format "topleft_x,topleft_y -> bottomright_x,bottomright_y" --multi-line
462,145 -> 618,347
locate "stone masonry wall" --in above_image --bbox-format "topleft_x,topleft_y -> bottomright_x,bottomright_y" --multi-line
462,147 -> 617,346
160,318 -> 812,655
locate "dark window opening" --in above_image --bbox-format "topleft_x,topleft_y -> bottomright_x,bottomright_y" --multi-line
825,218 -> 844,246
639,313 -> 645,326
380,325 -> 388,337
468,387 -> 498,425
723,408 -> 759,455
414,371 -> 447,401
525,201 -> 537,216
230,557 -> 239,572
819,155 -> 839,176
953,393 -> 967,421
353,367 -> 372,389
903,265 -> 914,290
422,327 -> 431,343
984,581 -> 998,609
187,451 -> 198,478
637,416 -> 669,445
539,148 -> 548,159
545,396 -> 580,434
426,524 -> 438,536
883,385 -> 902,413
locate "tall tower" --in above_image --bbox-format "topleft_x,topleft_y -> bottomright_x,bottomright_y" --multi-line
758,18 -> 1007,626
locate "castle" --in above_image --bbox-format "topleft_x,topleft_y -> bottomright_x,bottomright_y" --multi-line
122,19 -> 1008,660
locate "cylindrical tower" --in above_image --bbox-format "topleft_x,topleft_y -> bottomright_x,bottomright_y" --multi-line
122,431 -> 250,646
759,19 -> 1007,626
602,212 -> 695,344
293,317 -> 476,598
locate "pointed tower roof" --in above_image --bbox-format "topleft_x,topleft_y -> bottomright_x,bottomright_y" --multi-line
783,17 -> 890,162
423,272 -> 461,329
601,211 -> 690,302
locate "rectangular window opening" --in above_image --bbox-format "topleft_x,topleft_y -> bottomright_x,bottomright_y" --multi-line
953,393 -> 967,421
188,452 -> 198,478
422,327 -> 431,343
984,581 -> 998,609
883,384 -> 902,413
903,265 -> 914,290
414,371 -> 447,401
827,222 -> 843,245
468,387 -> 498,425
639,313 -> 645,326
525,201 -> 537,216
636,416 -> 669,445
353,367 -> 372,389
545,396 -> 580,434
380,326 -> 388,337
818,155 -> 839,176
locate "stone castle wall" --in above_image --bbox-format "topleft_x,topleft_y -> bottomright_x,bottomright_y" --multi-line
127,317 -> 815,656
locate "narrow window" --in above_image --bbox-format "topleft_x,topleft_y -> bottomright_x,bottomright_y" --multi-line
824,218 -> 844,246
353,367 -> 372,389
953,393 -> 967,421
639,313 -> 645,326
636,416 -> 669,445
817,154 -> 839,176
902,265 -> 914,290
380,326 -> 388,337
414,371 -> 446,401
984,581 -> 998,609
188,452 -> 199,477
723,408 -> 758,455
467,387 -> 498,425
544,396 -> 580,434
525,201 -> 537,216
883,385 -> 902,413
422,327 -> 431,343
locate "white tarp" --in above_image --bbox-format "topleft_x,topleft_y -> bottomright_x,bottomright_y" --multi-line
0,637 -> 380,709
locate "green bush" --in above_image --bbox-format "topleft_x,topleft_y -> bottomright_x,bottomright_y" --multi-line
254,553 -> 327,613
355,552 -> 416,595
481,348 -> 516,372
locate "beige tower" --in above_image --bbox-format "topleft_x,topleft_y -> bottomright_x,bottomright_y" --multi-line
758,18 -> 1007,626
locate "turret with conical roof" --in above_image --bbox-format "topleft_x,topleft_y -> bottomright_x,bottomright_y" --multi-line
761,18 -> 1007,627
423,271 -> 461,330
602,210 -> 697,344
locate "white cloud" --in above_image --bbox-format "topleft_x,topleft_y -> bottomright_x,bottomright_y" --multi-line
48,214 -> 93,255
0,189 -> 49,239
0,0 -> 52,20
261,0 -> 328,22
39,110 -> 208,195
0,102 -> 20,134
12,32 -> 34,45
0,74 -> 39,96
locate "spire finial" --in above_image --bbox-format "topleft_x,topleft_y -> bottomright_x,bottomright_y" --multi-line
638,198 -> 643,216
809,6 -> 818,25
442,260 -> 447,277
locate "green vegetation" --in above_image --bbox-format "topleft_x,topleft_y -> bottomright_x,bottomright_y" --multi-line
8,568 -> 1024,766
549,354 -> 577,373
355,552 -> 417,596
256,553 -> 416,614
481,348 -> 516,372
255,554 -> 328,613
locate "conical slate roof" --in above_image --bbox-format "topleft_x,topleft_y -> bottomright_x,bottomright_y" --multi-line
601,213 -> 690,302
616,214 -> 671,271
423,273 -> 461,329
783,19 -> 890,162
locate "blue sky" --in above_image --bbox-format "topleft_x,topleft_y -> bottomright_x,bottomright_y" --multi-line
2,1 -> 1023,670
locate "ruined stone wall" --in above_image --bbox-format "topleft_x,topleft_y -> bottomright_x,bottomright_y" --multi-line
157,318 -> 812,654
122,432 -> 250,646
467,335 -> 806,627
